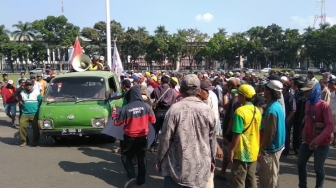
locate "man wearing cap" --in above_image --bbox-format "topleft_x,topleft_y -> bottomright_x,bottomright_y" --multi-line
149,76 -> 177,152
297,81 -> 333,188
327,78 -> 336,146
1,80 -> 17,127
291,76 -> 307,155
36,73 -> 47,97
229,84 -> 261,188
154,74 -> 217,188
259,80 -> 286,188
18,79 -> 42,147
216,78 -> 241,181
319,79 -> 330,103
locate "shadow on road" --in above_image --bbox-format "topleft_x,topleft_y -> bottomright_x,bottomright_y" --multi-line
0,131 -> 20,145
59,160 -> 128,187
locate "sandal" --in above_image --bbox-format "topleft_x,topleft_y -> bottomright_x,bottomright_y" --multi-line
214,174 -> 227,180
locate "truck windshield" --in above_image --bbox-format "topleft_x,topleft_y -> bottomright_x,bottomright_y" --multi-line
45,77 -> 106,102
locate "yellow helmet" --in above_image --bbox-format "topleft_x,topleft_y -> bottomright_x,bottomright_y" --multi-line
171,77 -> 178,83
151,76 -> 157,82
237,84 -> 256,98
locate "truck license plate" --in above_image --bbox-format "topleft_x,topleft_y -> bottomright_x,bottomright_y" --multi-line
61,129 -> 82,135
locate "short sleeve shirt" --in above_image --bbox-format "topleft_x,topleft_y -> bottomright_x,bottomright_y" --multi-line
232,103 -> 262,162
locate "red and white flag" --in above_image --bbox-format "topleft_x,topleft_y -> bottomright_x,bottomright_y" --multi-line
112,41 -> 124,81
69,37 -> 83,67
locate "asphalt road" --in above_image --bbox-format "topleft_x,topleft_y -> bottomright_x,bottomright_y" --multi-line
0,103 -> 335,188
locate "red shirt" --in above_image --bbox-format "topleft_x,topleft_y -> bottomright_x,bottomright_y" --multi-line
303,100 -> 333,146
1,86 -> 17,103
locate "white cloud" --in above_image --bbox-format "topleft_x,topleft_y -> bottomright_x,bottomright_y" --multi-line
195,13 -> 214,22
290,15 -> 336,28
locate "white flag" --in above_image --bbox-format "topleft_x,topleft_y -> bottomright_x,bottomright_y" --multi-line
112,42 -> 124,81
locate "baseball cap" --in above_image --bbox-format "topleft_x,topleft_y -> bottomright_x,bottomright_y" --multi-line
300,81 -> 317,91
8,80 -> 14,84
200,80 -> 214,91
328,78 -> 336,84
171,77 -> 178,84
237,84 -> 256,98
25,79 -> 33,85
145,72 -> 150,77
37,73 -> 42,77
140,85 -> 147,95
99,56 -> 104,60
293,76 -> 307,84
151,76 -> 157,82
266,80 -> 283,92
180,74 -> 200,89
231,89 -> 238,94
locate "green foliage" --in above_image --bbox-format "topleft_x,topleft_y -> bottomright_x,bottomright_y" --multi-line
11,21 -> 35,42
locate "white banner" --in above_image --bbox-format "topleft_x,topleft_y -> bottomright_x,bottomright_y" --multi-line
112,41 -> 124,82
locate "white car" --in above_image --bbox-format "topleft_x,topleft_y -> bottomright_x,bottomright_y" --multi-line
30,68 -> 43,73
261,68 -> 271,73
308,67 -> 320,73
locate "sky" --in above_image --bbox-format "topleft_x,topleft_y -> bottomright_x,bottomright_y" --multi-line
1,0 -> 336,36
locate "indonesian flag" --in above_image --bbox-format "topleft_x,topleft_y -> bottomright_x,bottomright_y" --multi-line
112,41 -> 124,81
69,37 -> 83,67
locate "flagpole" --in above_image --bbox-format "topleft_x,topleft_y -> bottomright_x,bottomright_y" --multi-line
106,0 -> 112,71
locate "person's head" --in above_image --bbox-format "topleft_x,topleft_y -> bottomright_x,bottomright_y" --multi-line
140,76 -> 145,83
24,79 -> 34,91
227,78 -> 241,93
252,96 -> 267,114
292,76 -> 307,89
319,79 -> 327,89
170,77 -> 178,89
197,73 -> 204,80
99,56 -> 105,64
179,74 -> 200,98
161,76 -> 170,85
121,79 -> 131,91
307,71 -> 314,80
145,71 -> 151,78
199,80 -> 214,100
36,74 -> 42,81
157,76 -> 162,85
282,80 -> 291,94
30,76 -> 36,83
328,78 -> 336,91
212,77 -> 222,86
301,81 -> 321,104
242,76 -> 250,85
236,84 -> 256,104
20,72 -> 25,78
92,55 -> 99,65
19,79 -> 25,88
7,80 -> 14,88
264,80 -> 283,102
2,73 -> 8,80
29,72 -> 34,76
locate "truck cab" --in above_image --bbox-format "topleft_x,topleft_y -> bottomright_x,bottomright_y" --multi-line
38,71 -> 122,143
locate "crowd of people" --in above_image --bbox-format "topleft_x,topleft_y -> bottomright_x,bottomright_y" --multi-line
111,70 -> 334,188
0,72 -> 56,146
0,67 -> 335,187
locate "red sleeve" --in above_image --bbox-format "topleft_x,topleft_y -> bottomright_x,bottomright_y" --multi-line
315,103 -> 334,144
148,114 -> 156,124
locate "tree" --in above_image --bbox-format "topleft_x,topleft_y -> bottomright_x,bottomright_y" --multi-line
11,21 -> 35,43
29,42 -> 47,67
184,28 -> 208,70
167,30 -> 187,71
32,15 -> 80,48
12,43 -> 30,71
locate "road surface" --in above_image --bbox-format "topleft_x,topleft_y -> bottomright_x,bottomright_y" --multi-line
0,103 -> 335,188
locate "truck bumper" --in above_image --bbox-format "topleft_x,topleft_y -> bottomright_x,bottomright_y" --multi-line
41,129 -> 103,137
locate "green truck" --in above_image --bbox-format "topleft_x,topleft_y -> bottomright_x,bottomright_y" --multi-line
38,71 -> 123,143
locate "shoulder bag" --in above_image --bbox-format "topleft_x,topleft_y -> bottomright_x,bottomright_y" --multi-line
151,88 -> 170,110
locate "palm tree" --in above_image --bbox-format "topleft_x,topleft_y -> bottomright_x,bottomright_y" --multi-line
0,25 -> 10,36
11,21 -> 35,43
154,25 -> 168,37
217,28 -> 227,36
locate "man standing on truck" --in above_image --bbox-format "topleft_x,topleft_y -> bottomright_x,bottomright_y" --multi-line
18,79 -> 42,147
111,85 -> 156,187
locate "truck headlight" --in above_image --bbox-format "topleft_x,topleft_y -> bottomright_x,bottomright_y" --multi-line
91,118 -> 105,127
42,119 -> 53,129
